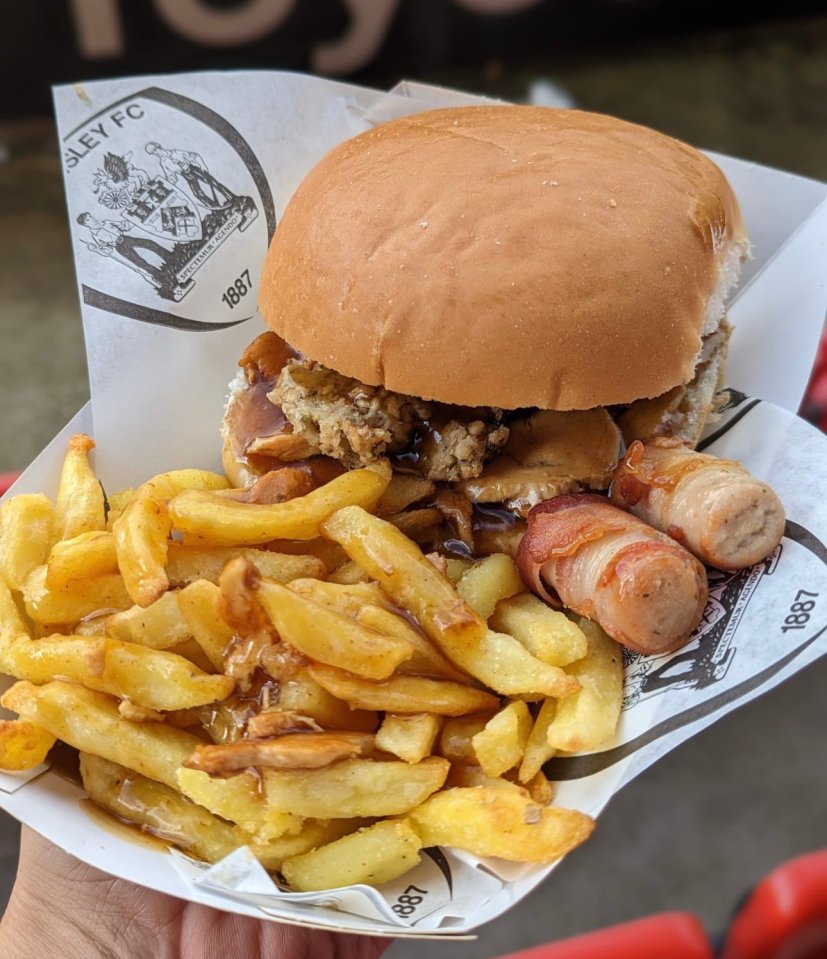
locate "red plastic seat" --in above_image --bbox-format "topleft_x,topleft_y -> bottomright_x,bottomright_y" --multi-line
492,913 -> 712,959
719,849 -> 827,959
801,330 -> 827,432
0,471 -> 19,496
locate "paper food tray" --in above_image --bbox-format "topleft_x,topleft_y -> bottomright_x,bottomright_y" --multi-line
1,72 -> 825,938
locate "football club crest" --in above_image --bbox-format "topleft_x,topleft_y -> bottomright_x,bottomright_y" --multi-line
78,142 -> 257,303
63,86 -> 275,327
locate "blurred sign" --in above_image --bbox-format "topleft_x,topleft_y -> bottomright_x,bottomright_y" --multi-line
0,0 -> 822,116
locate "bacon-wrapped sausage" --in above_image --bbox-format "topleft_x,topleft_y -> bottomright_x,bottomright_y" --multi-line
516,494 -> 708,655
611,438 -> 785,570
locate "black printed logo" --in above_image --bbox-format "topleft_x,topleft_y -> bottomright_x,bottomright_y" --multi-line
623,547 -> 780,707
77,144 -> 257,303
62,87 -> 276,331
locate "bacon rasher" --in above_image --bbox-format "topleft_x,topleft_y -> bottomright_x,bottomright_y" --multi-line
611,438 -> 785,570
516,493 -> 708,655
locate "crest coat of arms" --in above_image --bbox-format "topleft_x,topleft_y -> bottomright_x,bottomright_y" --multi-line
79,140 -> 257,303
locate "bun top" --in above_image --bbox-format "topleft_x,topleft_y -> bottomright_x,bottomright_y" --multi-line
259,106 -> 747,410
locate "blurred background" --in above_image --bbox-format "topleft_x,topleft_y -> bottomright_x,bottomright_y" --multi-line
1,3 -> 826,956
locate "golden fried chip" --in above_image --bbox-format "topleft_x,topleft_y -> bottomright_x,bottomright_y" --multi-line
45,531 -> 119,591
4,635 -> 234,710
308,663 -> 500,716
54,434 -> 105,540
258,580 -> 414,681
263,756 -> 449,818
322,506 -> 486,650
544,619 -> 623,753
106,590 -> 191,649
518,697 -> 557,783
168,462 -> 391,546
282,819 -> 422,892
166,544 -> 325,588
438,712 -> 497,765
375,713 -> 441,764
456,553 -> 524,620
0,719 -> 55,770
472,701 -> 532,778
23,565 -> 131,625
0,494 -> 55,591
114,470 -> 228,607
409,787 -> 594,862
176,579 -> 234,672
490,593 -> 588,667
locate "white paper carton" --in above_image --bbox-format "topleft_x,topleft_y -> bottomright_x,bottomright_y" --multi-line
1,72 -> 826,938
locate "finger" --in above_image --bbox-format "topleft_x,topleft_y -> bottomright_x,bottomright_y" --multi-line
181,905 -> 393,959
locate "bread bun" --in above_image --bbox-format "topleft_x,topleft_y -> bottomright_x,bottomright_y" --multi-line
259,106 -> 747,410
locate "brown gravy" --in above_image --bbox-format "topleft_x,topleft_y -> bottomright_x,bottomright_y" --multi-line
80,797 -> 172,854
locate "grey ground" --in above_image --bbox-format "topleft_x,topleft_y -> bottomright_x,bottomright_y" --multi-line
1,16 -> 825,956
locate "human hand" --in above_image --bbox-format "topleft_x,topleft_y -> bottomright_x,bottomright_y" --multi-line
0,827 -> 391,959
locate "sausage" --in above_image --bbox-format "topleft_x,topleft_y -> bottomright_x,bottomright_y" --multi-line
516,493 -> 708,655
610,438 -> 785,570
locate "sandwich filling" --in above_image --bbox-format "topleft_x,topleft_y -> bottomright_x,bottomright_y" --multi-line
273,359 -> 510,481
223,324 -> 731,554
